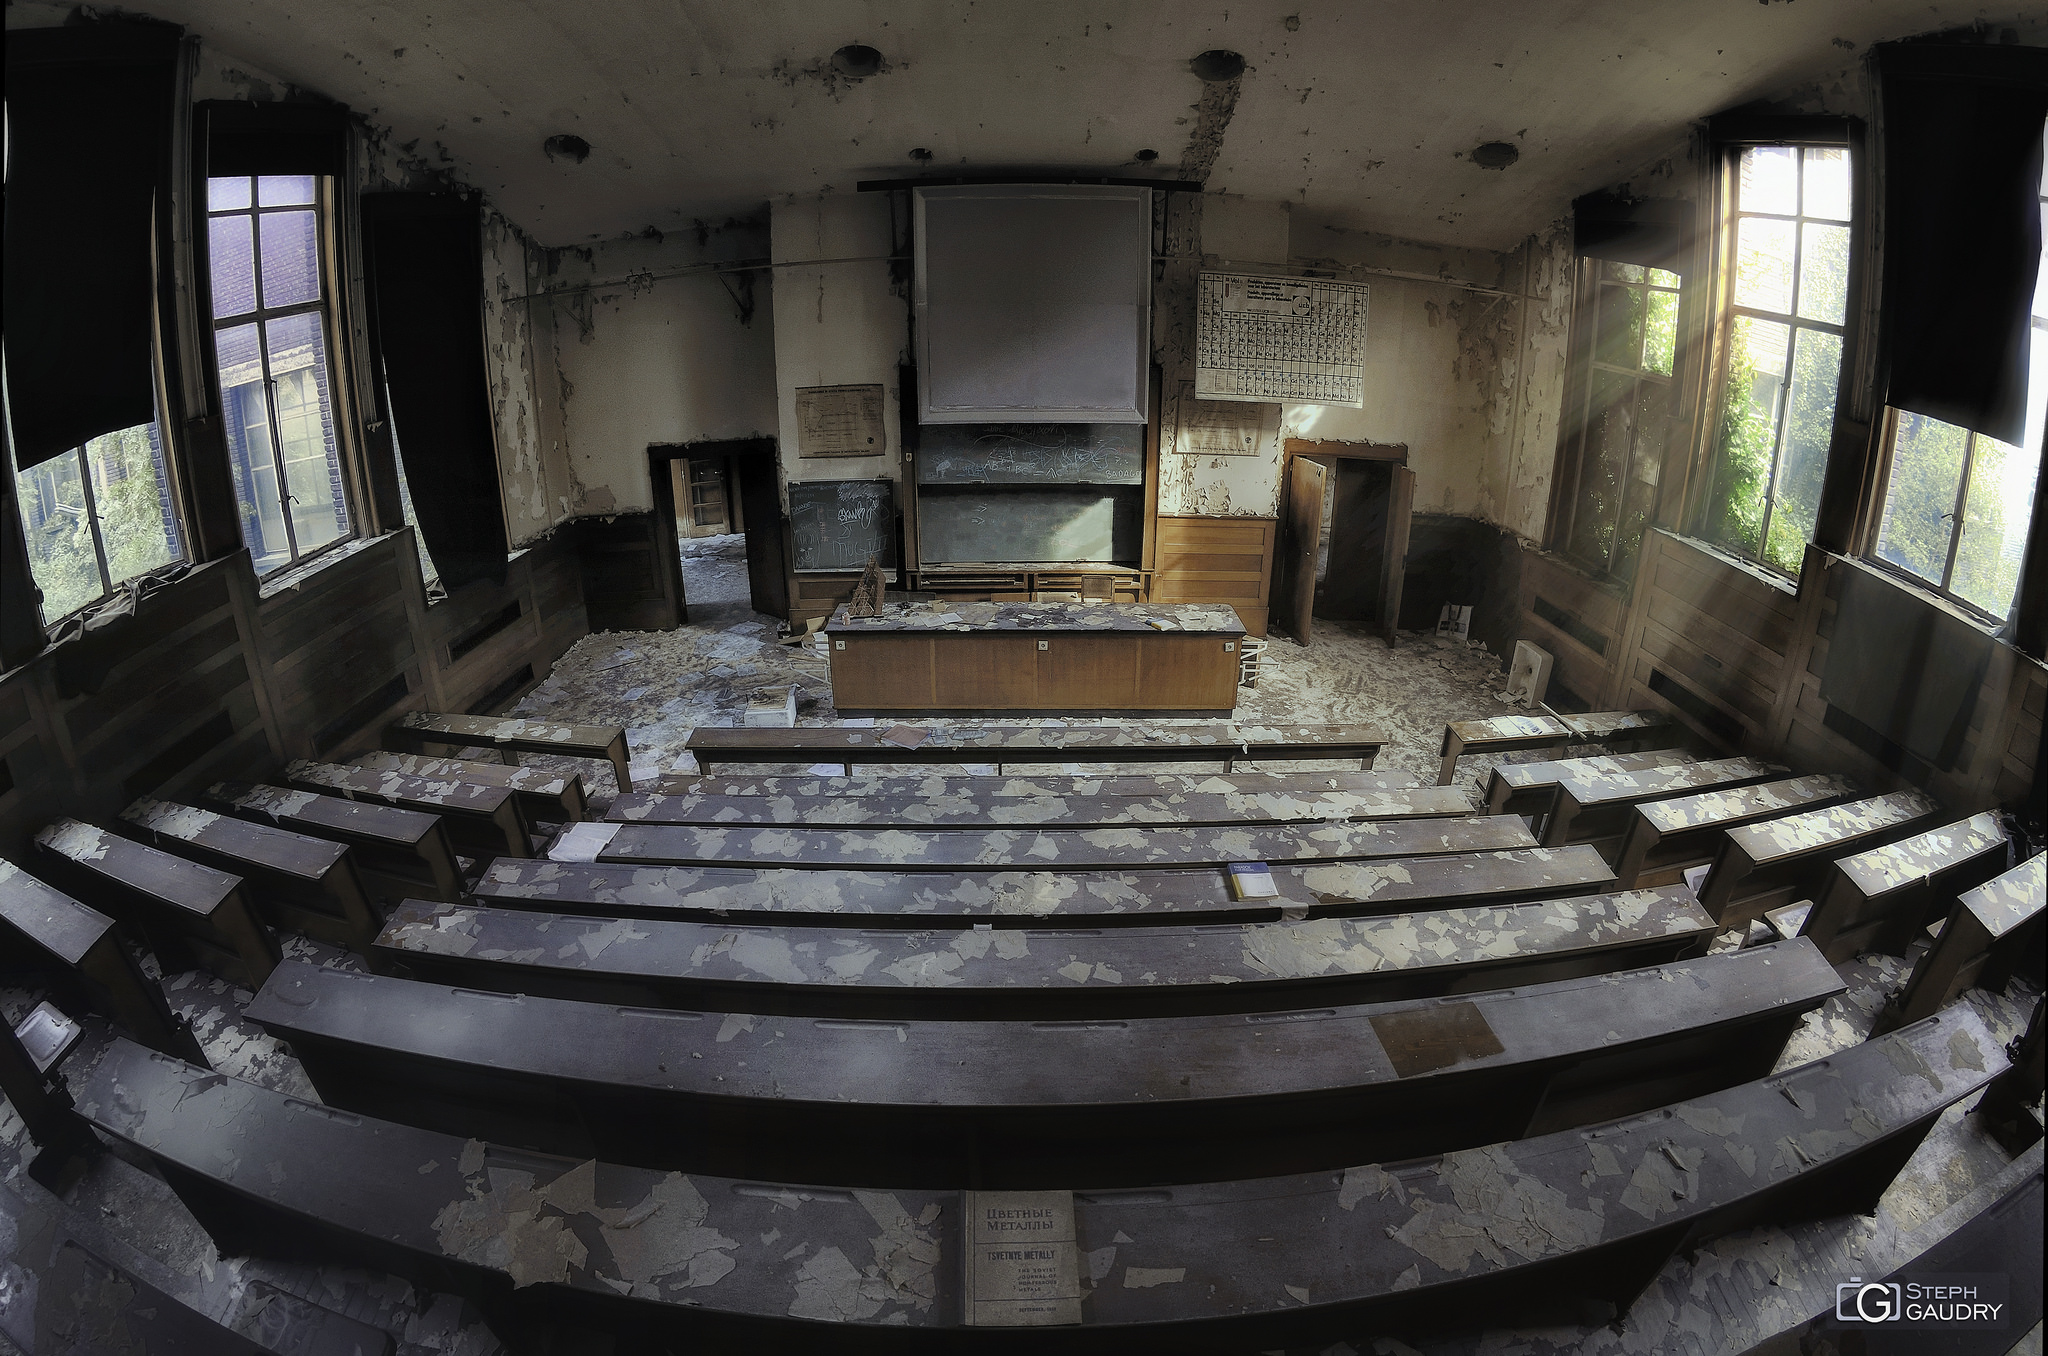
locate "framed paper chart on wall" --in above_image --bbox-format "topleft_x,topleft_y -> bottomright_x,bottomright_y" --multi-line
1195,272 -> 1369,408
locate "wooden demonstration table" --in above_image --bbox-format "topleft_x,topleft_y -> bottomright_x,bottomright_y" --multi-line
825,600 -> 1246,714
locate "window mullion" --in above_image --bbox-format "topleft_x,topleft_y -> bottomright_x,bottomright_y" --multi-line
1938,432 -> 1979,593
73,447 -> 116,599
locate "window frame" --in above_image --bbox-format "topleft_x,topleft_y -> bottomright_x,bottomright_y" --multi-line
202,172 -> 367,579
1857,160 -> 2047,627
4,344 -> 188,627
1690,127 -> 1861,577
1548,257 -> 1685,583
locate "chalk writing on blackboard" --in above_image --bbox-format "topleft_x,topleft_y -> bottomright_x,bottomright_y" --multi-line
790,480 -> 897,572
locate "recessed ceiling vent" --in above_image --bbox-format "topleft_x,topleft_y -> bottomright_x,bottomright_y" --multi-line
543,134 -> 591,164
832,44 -> 884,78
1189,50 -> 1246,82
1469,140 -> 1520,169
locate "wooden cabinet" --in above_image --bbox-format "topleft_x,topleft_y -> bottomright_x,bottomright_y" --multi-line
830,628 -> 1240,714
1151,516 -> 1276,637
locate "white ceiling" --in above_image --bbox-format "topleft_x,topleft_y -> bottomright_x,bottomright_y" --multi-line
87,0 -> 2048,248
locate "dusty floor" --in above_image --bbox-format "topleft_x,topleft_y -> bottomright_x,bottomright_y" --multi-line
0,595 -> 2038,1356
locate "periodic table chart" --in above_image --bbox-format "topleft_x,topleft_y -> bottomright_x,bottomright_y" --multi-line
1194,272 -> 1370,407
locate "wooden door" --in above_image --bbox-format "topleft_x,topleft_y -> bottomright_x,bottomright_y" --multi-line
733,453 -> 789,619
1381,466 -> 1415,645
1279,457 -> 1326,646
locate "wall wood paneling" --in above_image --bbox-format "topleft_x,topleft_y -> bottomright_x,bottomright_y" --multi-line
0,529 -> 587,858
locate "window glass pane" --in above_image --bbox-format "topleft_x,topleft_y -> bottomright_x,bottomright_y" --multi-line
1801,148 -> 1852,222
1797,222 -> 1850,325
264,312 -> 349,556
215,321 -> 290,572
1643,289 -> 1678,376
1739,146 -> 1799,216
257,175 -> 316,207
1603,261 -> 1646,283
1706,316 -> 1790,557
208,214 -> 257,318
1734,216 -> 1795,313
1594,284 -> 1645,369
1568,369 -> 1635,567
85,424 -> 180,586
1875,411 -> 1970,584
1648,267 -> 1681,289
2035,201 -> 2048,320
1764,328 -> 1840,573
208,176 -> 252,212
259,210 -> 321,310
1613,378 -> 1668,580
1952,433 -> 2037,618
11,448 -> 105,623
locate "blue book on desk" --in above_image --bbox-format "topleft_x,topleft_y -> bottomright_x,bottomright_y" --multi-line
1226,862 -> 1279,900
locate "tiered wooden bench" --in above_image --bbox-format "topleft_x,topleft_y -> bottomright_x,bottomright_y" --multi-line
471,846 -> 1620,928
657,768 -> 1425,798
203,781 -> 462,904
354,749 -> 588,823
389,710 -> 634,792
248,942 -> 1841,1188
74,1008 -> 2002,1349
605,783 -> 1475,830
0,859 -> 206,1063
0,1007 -> 98,1189
1611,773 -> 1860,889
684,722 -> 1387,775
1978,997 -> 2045,1153
1694,789 -> 1942,927
562,814 -> 1537,872
1436,709 -> 1676,785
284,760 -> 531,861
371,885 -> 1717,1019
1483,748 -> 1695,822
1792,812 -> 2012,964
121,798 -> 381,952
1876,853 -> 2044,1032
1539,756 -> 1787,854
31,820 -> 278,990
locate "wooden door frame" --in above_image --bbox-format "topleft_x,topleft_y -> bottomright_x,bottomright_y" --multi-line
648,438 -> 782,626
1277,439 -> 1412,643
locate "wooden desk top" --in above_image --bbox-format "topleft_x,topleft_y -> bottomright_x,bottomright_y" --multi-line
826,599 -> 1246,634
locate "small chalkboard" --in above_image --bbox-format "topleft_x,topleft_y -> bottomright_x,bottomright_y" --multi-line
917,423 -> 1145,486
790,479 -> 897,573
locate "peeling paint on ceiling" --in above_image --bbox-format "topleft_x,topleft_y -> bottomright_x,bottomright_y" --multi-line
76,0 -> 2041,248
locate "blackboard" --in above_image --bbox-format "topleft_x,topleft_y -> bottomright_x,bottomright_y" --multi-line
917,486 -> 1142,565
789,480 -> 897,573
917,423 -> 1146,486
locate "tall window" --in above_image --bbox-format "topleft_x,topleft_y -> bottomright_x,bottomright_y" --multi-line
8,415 -> 184,624
1553,260 -> 1681,580
1701,143 -> 1853,574
1868,154 -> 2047,623
206,174 -> 352,576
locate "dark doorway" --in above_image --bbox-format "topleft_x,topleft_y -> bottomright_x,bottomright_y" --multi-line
649,438 -> 787,628
1273,440 -> 1414,646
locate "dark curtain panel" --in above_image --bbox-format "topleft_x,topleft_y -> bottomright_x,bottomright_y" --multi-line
1572,192 -> 1692,273
359,192 -> 509,590
1819,564 -> 1993,770
4,24 -> 180,470
200,99 -> 349,179
1878,43 -> 2048,445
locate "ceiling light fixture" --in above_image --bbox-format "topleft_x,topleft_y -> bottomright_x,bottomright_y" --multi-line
832,44 -> 884,78
543,134 -> 591,164
1134,149 -> 1159,162
1469,141 -> 1520,169
1189,50 -> 1246,83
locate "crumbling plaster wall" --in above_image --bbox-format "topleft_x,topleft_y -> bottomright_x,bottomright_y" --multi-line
1154,192 -> 1572,542
536,221 -> 779,517
768,193 -> 910,510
